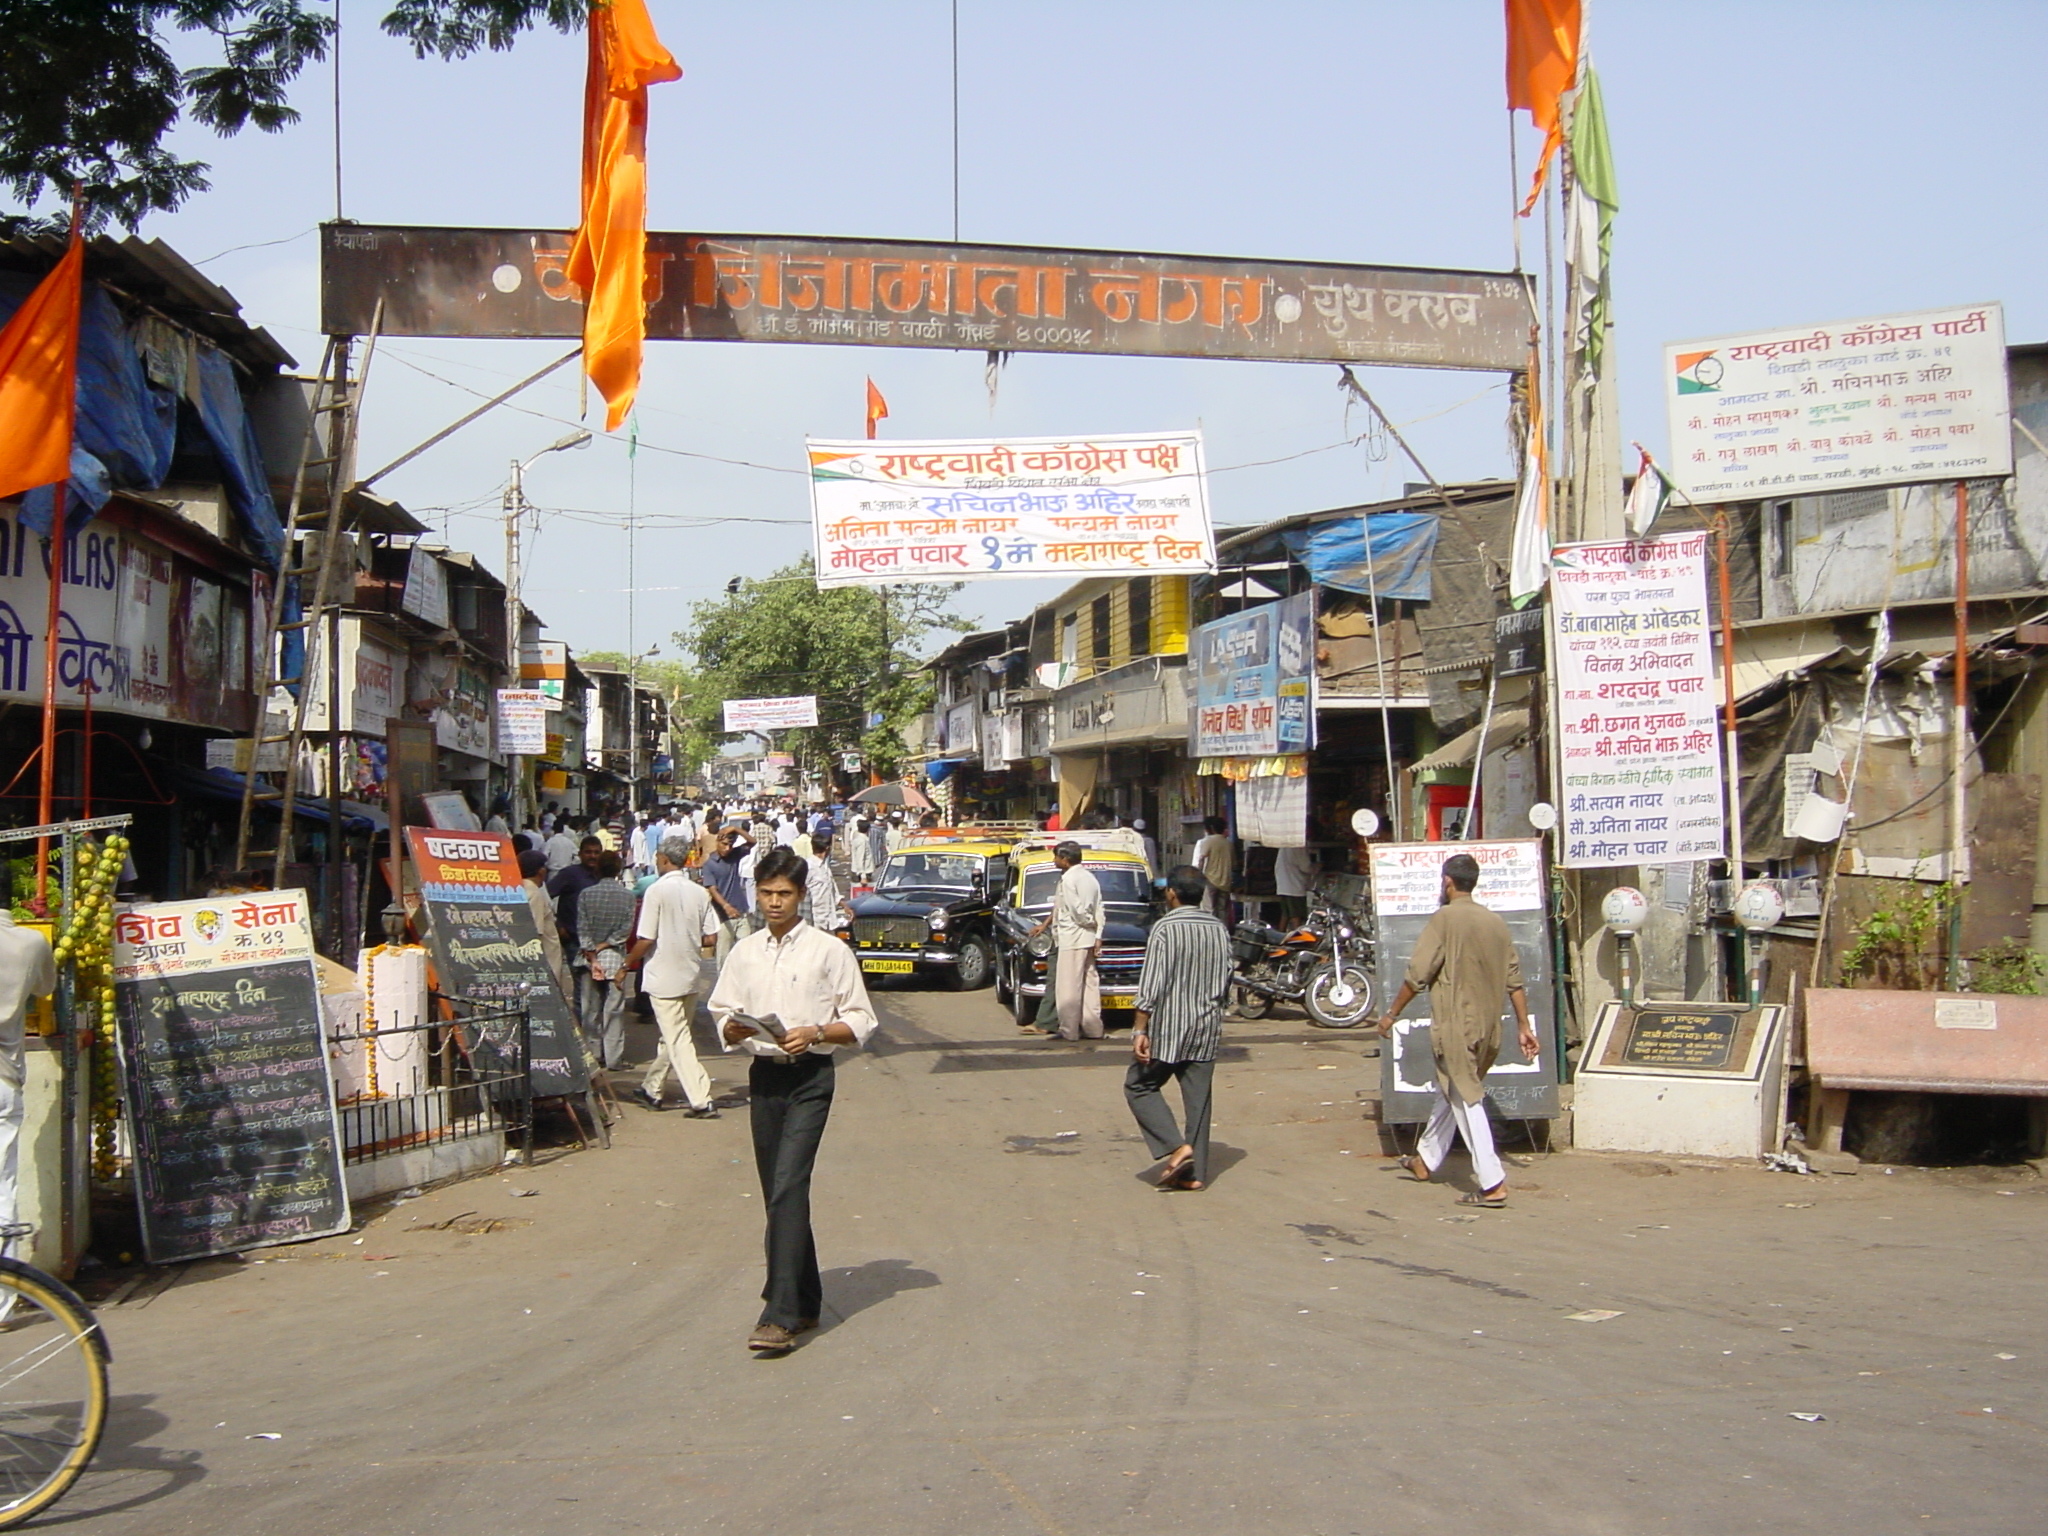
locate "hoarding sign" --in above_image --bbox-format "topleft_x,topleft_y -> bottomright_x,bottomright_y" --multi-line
1549,534 -> 1724,869
1191,591 -> 1316,757
1664,302 -> 2011,500
1368,840 -> 1557,1124
495,688 -> 550,755
809,432 -> 1212,587
111,890 -> 349,1262
723,694 -> 819,732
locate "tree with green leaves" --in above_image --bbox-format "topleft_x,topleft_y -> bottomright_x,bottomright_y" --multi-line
575,648 -> 721,789
674,559 -> 969,783
0,1 -> 580,232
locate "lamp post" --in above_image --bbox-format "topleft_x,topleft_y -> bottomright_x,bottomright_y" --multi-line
503,430 -> 591,827
626,644 -> 658,810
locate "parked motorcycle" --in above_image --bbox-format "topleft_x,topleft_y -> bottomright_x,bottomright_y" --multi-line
1229,891 -> 1376,1028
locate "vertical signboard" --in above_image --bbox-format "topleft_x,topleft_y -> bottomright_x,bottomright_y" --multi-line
405,829 -> 589,1097
111,890 -> 350,1263
1191,590 -> 1316,758
1549,534 -> 1725,869
1368,840 -> 1558,1124
495,688 -> 550,755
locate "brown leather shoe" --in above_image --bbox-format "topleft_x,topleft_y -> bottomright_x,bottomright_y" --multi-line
747,1322 -> 797,1353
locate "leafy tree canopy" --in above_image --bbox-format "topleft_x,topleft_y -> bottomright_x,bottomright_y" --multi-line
674,559 -> 970,781
0,1 -> 580,232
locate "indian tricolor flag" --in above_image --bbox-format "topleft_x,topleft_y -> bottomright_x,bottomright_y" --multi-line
1624,447 -> 1670,540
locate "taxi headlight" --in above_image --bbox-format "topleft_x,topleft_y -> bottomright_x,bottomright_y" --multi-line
1026,930 -> 1052,957
927,910 -> 949,932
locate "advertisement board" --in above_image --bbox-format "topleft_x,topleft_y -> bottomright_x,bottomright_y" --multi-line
1191,590 -> 1316,758
1549,534 -> 1724,869
723,694 -> 819,732
809,433 -> 1213,587
495,688 -> 550,755
1664,302 -> 2011,500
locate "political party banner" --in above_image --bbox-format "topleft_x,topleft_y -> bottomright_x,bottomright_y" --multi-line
111,890 -> 350,1263
1191,591 -> 1315,757
405,829 -> 589,1097
723,694 -> 819,732
808,432 -> 1213,587
1367,840 -> 1557,1125
1550,534 -> 1724,869
495,688 -> 550,755
1664,302 -> 2011,500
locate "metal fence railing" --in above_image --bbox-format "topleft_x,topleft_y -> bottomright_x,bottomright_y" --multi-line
330,994 -> 533,1170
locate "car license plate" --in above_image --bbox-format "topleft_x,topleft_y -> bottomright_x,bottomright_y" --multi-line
1104,993 -> 1137,1010
861,958 -> 914,974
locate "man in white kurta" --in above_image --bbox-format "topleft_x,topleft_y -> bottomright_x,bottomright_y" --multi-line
1030,842 -> 1103,1041
0,913 -> 56,1229
626,839 -> 721,1116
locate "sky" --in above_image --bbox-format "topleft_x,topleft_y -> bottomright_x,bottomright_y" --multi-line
136,0 -> 2048,664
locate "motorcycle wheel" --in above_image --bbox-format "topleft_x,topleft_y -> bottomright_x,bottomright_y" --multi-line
1305,961 -> 1375,1029
1233,979 -> 1274,1020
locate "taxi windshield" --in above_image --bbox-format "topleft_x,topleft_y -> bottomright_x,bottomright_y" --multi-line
879,853 -> 984,892
1019,865 -> 1152,908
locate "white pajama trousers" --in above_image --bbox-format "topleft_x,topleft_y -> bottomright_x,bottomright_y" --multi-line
643,993 -> 714,1110
1416,1088 -> 1503,1191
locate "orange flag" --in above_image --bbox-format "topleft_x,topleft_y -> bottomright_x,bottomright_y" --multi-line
0,233 -> 83,502
566,0 -> 681,431
1505,0 -> 1581,215
865,377 -> 889,440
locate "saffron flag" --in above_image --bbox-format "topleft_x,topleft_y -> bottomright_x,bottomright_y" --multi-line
865,377 -> 889,440
1505,0 -> 1581,215
566,0 -> 682,432
0,233 -> 83,502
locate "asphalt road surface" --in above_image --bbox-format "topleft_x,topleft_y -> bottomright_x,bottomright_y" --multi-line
55,980 -> 2048,1534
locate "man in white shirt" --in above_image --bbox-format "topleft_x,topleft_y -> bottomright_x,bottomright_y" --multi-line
710,847 -> 878,1354
543,816 -> 582,874
625,837 -> 722,1117
1272,842 -> 1320,930
0,912 -> 55,1228
805,829 -> 850,932
1193,816 -> 1234,918
1029,841 -> 1103,1041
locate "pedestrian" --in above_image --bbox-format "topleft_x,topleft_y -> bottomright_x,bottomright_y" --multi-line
547,835 -> 606,1005
1126,865 -> 1234,1191
866,812 -> 889,875
1273,841 -> 1319,930
1375,852 -> 1539,1209
1193,815 -> 1233,918
708,848 -> 879,1354
847,816 -> 876,887
1130,816 -> 1160,872
576,850 -> 636,1071
625,837 -> 722,1117
519,849 -> 575,1012
0,906 -> 56,1227
1028,841 -> 1102,1040
884,813 -> 908,854
805,829 -> 848,932
700,822 -> 754,960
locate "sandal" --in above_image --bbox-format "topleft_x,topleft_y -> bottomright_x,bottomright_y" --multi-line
1457,1186 -> 1507,1209
1160,1164 -> 1203,1191
1399,1155 -> 1432,1183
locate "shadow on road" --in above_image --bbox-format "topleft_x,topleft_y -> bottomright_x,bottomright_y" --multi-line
34,1393 -> 206,1527
817,1258 -> 940,1335
1128,1142 -> 1249,1189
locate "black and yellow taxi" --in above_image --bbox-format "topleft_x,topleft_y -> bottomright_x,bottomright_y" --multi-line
990,832 -> 1159,1027
842,835 -> 1011,989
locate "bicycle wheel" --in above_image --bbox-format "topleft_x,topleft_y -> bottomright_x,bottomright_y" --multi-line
0,1258 -> 110,1530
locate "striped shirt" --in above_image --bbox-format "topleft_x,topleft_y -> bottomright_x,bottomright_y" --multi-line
576,877 -> 637,954
1134,905 -> 1234,1062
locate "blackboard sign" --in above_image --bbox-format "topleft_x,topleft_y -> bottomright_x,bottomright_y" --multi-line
1368,841 -> 1560,1125
112,892 -> 350,1263
406,829 -> 590,1097
1620,1005 -> 1742,1070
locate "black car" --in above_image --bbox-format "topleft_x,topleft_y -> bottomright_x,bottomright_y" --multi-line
843,843 -> 1009,989
990,849 -> 1159,1028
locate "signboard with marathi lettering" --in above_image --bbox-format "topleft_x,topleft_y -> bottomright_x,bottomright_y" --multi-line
1191,591 -> 1315,757
495,688 -> 549,756
1550,534 -> 1724,869
722,695 -> 819,733
1368,840 -> 1558,1125
405,829 -> 589,1097
809,433 -> 1212,587
111,890 -> 349,1263
321,225 -> 1531,373
1664,302 -> 2011,500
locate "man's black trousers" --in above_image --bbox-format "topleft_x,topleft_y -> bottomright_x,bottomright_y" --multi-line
749,1052 -> 835,1329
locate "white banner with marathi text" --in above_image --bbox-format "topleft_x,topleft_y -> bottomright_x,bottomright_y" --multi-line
807,432 -> 1213,587
1550,534 -> 1724,869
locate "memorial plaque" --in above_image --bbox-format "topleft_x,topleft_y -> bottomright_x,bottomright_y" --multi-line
112,891 -> 350,1264
1618,1005 -> 1745,1071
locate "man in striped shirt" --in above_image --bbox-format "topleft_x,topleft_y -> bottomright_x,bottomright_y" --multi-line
1126,865 -> 1235,1190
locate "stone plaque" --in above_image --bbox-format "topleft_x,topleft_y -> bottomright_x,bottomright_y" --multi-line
1617,1005 -> 1748,1071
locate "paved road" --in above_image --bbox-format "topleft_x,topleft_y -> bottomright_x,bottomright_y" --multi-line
55,981 -> 2048,1534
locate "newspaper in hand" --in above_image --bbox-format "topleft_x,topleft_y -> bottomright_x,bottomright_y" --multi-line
727,1011 -> 789,1043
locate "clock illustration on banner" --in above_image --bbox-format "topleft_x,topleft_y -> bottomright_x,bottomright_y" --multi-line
1691,354 -> 1724,389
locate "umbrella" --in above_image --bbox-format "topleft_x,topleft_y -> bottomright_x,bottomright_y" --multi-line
850,782 -> 933,810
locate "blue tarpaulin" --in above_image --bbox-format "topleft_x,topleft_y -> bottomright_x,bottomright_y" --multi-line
1281,511 -> 1438,603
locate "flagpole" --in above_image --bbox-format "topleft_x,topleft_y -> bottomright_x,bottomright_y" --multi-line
34,191 -> 86,912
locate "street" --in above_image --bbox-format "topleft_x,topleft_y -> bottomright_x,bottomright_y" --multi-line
59,983 -> 2048,1536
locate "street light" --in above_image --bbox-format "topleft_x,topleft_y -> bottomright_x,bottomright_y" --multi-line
504,430 -> 592,827
626,644 -> 659,809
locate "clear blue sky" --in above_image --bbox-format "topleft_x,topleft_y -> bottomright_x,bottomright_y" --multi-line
145,0 -> 2048,660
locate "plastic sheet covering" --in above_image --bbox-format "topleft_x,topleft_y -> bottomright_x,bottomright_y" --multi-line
191,347 -> 284,567
1281,511 -> 1437,603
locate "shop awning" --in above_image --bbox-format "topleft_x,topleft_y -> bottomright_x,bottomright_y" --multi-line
1410,705 -> 1532,773
169,765 -> 384,834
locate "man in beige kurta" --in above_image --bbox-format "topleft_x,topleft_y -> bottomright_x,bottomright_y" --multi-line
1376,853 -> 1538,1207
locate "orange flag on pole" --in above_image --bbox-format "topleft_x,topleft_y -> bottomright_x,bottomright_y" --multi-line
1505,0 -> 1581,216
0,232 -> 83,502
566,0 -> 681,432
865,377 -> 889,440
